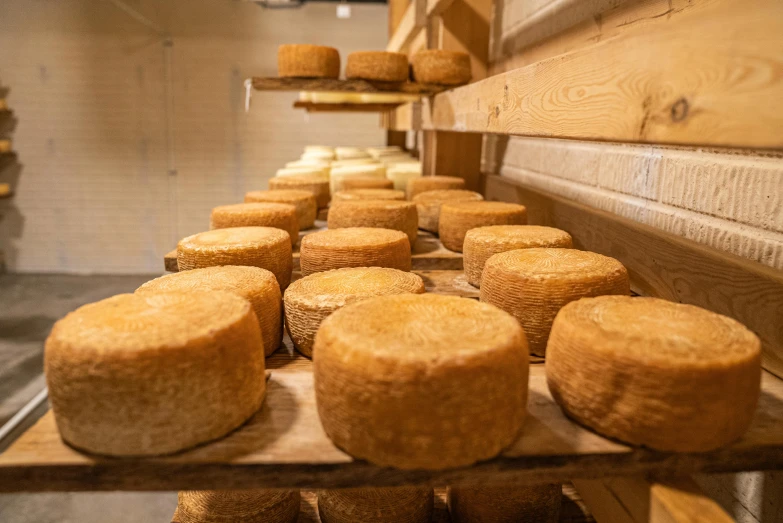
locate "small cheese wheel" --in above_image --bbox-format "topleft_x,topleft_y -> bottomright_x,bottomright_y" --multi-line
210,203 -> 299,244
480,248 -> 629,356
335,146 -> 371,160
328,200 -> 418,246
387,163 -> 422,191
413,189 -> 484,233
448,484 -> 561,523
285,267 -> 425,357
300,227 -> 411,276
269,174 -> 330,209
317,488 -> 434,523
345,51 -> 409,82
278,44 -> 340,78
137,266 -> 283,357
406,175 -> 465,199
314,293 -> 528,469
546,296 -> 762,451
330,164 -> 387,194
411,50 -> 472,85
276,166 -> 329,178
341,177 -> 394,190
245,190 -> 317,230
439,201 -> 527,252
464,225 -> 573,287
333,189 -> 405,202
44,291 -> 265,456
178,489 -> 300,523
177,227 -> 293,290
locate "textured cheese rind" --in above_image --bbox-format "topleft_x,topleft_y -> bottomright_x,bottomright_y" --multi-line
333,189 -> 405,202
314,293 -> 529,469
300,227 -> 411,276
411,50 -> 472,85
328,200 -> 418,246
44,291 -> 265,456
448,484 -> 561,523
137,266 -> 283,357
406,175 -> 465,200
284,267 -> 425,358
178,489 -> 300,523
330,164 -> 387,194
480,248 -> 629,356
278,44 -> 340,79
546,295 -> 762,452
269,174 -> 330,209
464,225 -> 573,287
345,51 -> 409,82
317,488 -> 434,523
245,189 -> 318,230
177,227 -> 293,290
413,189 -> 484,233
210,202 -> 299,244
438,201 -> 527,252
341,177 -> 394,190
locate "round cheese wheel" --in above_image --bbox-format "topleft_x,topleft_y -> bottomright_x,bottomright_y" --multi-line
177,227 -> 293,290
341,177 -> 394,190
318,488 -> 433,523
413,189 -> 483,233
269,174 -> 330,209
439,201 -> 527,252
330,164 -> 387,194
178,489 -> 300,523
335,146 -> 371,160
137,266 -> 283,357
278,44 -> 340,79
480,248 -> 629,356
345,51 -> 409,82
314,293 -> 528,469
411,50 -> 472,85
328,200 -> 418,246
300,227 -> 411,276
331,158 -> 378,168
44,291 -> 265,456
333,189 -> 405,202
464,225 -> 573,287
285,267 -> 425,358
546,296 -> 762,451
367,145 -> 402,158
276,166 -> 330,178
210,203 -> 299,245
245,190 -> 317,230
301,149 -> 335,161
406,175 -> 465,199
448,484 -> 561,523
387,163 -> 422,191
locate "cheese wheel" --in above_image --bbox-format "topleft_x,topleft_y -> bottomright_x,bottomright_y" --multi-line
328,200 -> 418,246
210,203 -> 299,244
439,201 -> 527,252
387,163 -> 422,191
245,190 -> 317,230
413,189 -> 484,233
546,296 -> 762,451
331,158 -> 378,167
367,146 -> 402,158
286,159 -> 330,169
464,226 -> 573,287
300,227 -> 411,276
137,266 -> 283,357
448,484 -> 561,523
317,488 -> 433,523
276,166 -> 329,178
278,44 -> 340,79
314,293 -> 528,469
269,174 -> 330,209
341,177 -> 394,190
345,51 -> 409,82
178,489 -> 300,523
480,248 -> 629,356
411,50 -> 472,85
335,146 -> 371,160
284,267 -> 425,358
330,164 -> 387,194
301,149 -> 335,161
406,175 -> 465,199
333,189 -> 405,202
44,291 -> 265,456
177,227 -> 293,290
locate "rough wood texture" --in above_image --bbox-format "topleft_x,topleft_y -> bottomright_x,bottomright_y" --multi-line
251,77 -> 445,95
293,102 -> 403,113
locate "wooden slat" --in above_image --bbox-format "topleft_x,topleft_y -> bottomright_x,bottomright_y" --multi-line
251,77 -> 445,96
426,0 -> 455,17
293,101 -> 402,113
387,0 -> 426,53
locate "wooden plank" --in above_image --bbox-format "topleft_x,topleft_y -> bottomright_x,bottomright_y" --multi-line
386,102 -> 421,132
389,0 -> 410,38
293,101 -> 402,113
426,0 -> 455,17
387,0 -> 426,53
251,77 -> 445,96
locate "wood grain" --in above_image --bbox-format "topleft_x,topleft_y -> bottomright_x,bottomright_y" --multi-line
387,0 -> 427,53
293,102 -> 403,113
251,77 -> 445,96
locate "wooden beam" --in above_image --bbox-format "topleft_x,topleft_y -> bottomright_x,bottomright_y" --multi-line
426,0 -> 455,17
389,0 -> 410,38
293,101 -> 402,113
387,0 -> 427,53
251,77 -> 445,96
386,102 -> 421,131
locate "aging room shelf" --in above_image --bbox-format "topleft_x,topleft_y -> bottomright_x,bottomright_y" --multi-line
293,101 -> 403,113
251,77 -> 447,96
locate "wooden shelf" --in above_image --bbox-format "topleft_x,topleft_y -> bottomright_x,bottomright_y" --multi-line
387,0 -> 426,53
293,101 -> 402,113
251,77 -> 446,96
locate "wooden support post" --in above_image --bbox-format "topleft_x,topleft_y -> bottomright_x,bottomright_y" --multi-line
386,130 -> 407,149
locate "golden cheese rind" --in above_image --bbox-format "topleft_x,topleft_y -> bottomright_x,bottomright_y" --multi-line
317,488 -> 434,523
406,175 -> 465,200
345,51 -> 409,82
341,177 -> 394,190
300,227 -> 411,276
439,201 -> 527,252
278,44 -> 340,79
413,189 -> 483,233
448,484 -> 561,523
178,489 -> 300,523
245,189 -> 317,230
333,188 -> 405,202
327,200 -> 418,246
411,50 -> 472,85
210,203 -> 299,245
269,174 -> 330,209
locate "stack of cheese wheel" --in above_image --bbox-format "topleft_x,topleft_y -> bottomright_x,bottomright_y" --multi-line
464,225 -> 573,287
411,50 -> 472,85
332,189 -> 405,202
44,291 -> 265,456
177,227 -> 293,290
178,489 -> 300,523
480,248 -> 629,357
278,44 -> 340,78
318,488 -> 434,523
269,174 -> 330,209
439,201 -> 527,252
284,267 -> 425,358
328,200 -> 418,247
448,484 -> 561,523
276,165 -> 330,178
346,51 -> 409,82
210,203 -> 299,245
314,293 -> 528,469
330,164 -> 387,194
335,146 -> 370,160
341,177 -> 394,190
137,266 -> 283,357
387,162 -> 422,191
300,228 -> 411,276
547,296 -> 762,451
244,189 -> 317,230
407,175 -> 465,199
413,189 -> 483,233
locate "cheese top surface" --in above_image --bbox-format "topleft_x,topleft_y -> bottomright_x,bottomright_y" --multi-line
303,227 -> 407,248
286,267 -> 423,304
179,226 -> 289,249
138,266 -> 277,294
488,248 -> 624,278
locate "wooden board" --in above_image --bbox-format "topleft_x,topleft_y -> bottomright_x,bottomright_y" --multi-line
387,0 -> 426,53
293,101 -> 402,113
251,77 -> 446,96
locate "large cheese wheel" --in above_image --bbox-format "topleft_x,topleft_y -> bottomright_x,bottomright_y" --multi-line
406,175 -> 465,199
284,267 -> 425,358
178,489 -> 300,523
330,164 -> 387,194
413,189 -> 483,233
317,488 -> 433,523
245,189 -> 317,230
341,177 -> 394,190
386,162 -> 422,191
480,248 -> 629,356
278,44 -> 340,78
448,484 -> 561,523
464,225 -> 573,287
439,201 -> 527,252
328,200 -> 418,246
345,51 -> 409,82
546,296 -> 762,451
177,227 -> 293,290
269,174 -> 330,209
210,203 -> 299,245
411,50 -> 472,85
314,293 -> 528,469
300,228 -> 411,276
44,291 -> 265,456
333,189 -> 405,202
137,266 -> 283,357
